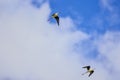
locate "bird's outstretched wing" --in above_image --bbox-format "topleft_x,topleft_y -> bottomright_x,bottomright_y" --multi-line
88,70 -> 94,77
52,13 -> 56,16
82,66 -> 90,70
55,16 -> 59,26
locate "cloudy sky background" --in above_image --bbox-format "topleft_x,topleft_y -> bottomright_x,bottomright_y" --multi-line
0,0 -> 120,80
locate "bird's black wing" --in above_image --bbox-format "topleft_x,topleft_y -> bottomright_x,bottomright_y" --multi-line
88,70 -> 94,77
55,16 -> 59,26
82,66 -> 90,70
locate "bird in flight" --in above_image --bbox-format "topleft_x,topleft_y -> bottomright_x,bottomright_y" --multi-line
48,12 -> 59,26
82,66 -> 94,77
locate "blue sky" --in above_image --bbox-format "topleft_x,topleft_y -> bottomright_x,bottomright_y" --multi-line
0,0 -> 120,80
32,0 -> 120,34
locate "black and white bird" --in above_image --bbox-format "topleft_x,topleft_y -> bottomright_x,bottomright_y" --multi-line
48,12 -> 59,26
82,66 -> 94,77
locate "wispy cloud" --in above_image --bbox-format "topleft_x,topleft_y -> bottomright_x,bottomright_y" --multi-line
87,0 -> 120,33
96,31 -> 120,71
95,31 -> 120,79
99,0 -> 120,27
100,0 -> 113,11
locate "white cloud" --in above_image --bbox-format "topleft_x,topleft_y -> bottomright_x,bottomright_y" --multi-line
73,31 -> 120,80
89,31 -> 120,80
96,31 -> 120,71
0,0 -> 20,4
0,0 -> 88,80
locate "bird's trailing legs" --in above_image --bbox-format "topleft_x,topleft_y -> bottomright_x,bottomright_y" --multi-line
82,71 -> 89,75
47,17 -> 52,21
